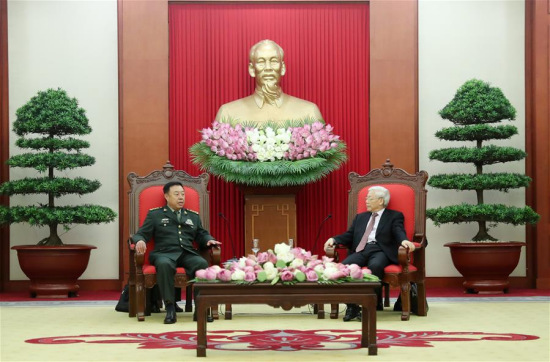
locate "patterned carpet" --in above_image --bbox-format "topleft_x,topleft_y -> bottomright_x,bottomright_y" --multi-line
1,294 -> 549,361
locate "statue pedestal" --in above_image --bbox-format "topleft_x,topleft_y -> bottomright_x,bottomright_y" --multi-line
238,186 -> 300,254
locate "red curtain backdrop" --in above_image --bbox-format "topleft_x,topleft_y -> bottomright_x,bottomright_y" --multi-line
169,3 -> 369,260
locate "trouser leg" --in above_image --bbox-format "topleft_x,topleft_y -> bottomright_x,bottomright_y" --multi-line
154,256 -> 177,303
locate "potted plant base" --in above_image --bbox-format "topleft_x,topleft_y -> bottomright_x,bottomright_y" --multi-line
444,242 -> 525,294
12,244 -> 97,298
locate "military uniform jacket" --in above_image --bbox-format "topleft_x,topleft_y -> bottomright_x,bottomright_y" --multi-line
131,207 -> 214,263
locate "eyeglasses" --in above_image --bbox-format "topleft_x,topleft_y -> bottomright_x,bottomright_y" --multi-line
366,196 -> 382,201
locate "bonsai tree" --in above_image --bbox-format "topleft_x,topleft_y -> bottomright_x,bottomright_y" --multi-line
0,88 -> 117,246
426,79 -> 539,241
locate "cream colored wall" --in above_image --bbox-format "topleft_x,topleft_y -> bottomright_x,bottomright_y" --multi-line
419,0 -> 526,276
7,0 -> 119,279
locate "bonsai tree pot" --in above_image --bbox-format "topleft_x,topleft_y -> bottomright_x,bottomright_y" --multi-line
12,244 -> 97,298
444,241 -> 525,293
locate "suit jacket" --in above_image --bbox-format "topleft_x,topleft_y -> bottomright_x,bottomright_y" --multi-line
333,208 -> 408,265
131,206 -> 214,263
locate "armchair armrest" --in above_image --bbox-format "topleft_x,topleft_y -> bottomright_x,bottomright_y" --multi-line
210,245 -> 221,266
325,244 -> 347,262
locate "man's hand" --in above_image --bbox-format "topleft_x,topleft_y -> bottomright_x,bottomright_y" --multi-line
401,240 -> 415,252
207,240 -> 222,247
135,240 -> 147,254
324,238 -> 335,253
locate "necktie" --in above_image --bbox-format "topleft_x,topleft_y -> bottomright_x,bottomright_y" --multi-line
356,212 -> 378,252
176,210 -> 182,223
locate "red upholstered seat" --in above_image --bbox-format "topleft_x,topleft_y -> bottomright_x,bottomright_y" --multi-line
127,162 -> 221,321
326,159 -> 429,321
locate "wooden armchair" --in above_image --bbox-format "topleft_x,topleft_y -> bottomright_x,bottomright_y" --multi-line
326,159 -> 429,321
127,161 -> 221,321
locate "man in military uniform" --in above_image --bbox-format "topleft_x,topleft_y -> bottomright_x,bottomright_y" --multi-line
132,181 -> 221,324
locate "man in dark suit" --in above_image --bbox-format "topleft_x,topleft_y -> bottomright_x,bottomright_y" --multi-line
324,186 -> 415,321
132,181 -> 221,324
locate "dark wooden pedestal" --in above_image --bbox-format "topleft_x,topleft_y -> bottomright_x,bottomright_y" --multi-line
239,185 -> 301,253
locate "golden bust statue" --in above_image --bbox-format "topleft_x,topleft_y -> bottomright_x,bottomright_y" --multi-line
215,39 -> 323,125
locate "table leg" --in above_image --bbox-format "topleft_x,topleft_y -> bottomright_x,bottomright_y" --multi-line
362,294 -> 378,355
196,296 -> 207,357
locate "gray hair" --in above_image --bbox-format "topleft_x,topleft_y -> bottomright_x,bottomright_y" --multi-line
249,39 -> 284,62
368,186 -> 390,207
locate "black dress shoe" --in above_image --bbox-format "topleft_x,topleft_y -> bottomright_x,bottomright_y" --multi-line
174,303 -> 183,313
164,309 -> 177,324
377,303 -> 384,311
343,305 -> 361,322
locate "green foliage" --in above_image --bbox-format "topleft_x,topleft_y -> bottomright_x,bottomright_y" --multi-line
0,88 -> 117,246
427,79 -> 539,241
429,145 -> 526,165
428,173 -> 531,191
14,88 -> 91,136
426,204 -> 540,241
0,205 -> 117,227
439,79 -> 516,125
0,177 -> 101,197
190,142 -> 347,187
16,137 -> 90,151
435,124 -> 517,141
7,152 -> 95,172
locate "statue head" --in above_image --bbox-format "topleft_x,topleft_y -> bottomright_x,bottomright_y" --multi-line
248,40 -> 286,100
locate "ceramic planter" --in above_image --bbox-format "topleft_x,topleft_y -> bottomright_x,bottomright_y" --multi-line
444,241 -> 525,293
11,244 -> 97,298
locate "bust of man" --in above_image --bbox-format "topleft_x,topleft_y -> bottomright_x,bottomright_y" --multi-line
215,39 -> 323,125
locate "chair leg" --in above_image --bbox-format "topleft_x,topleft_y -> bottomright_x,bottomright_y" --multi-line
416,282 -> 428,316
400,283 -> 411,321
330,303 -> 339,319
185,285 -> 193,312
384,283 -> 390,307
129,283 -> 136,318
225,303 -> 232,320
145,289 -> 152,316
316,304 -> 325,319
212,304 -> 219,320
135,281 -> 146,321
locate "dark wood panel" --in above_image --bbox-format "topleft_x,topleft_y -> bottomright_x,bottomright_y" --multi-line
526,0 -> 550,289
369,0 -> 418,172
0,0 -> 8,292
119,0 -> 170,285
244,194 -> 297,254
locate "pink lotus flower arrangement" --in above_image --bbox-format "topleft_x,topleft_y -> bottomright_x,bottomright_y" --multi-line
200,121 -> 341,162
190,120 -> 347,187
194,243 -> 379,285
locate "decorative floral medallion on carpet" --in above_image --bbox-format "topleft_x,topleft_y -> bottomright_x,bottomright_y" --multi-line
26,329 -> 538,351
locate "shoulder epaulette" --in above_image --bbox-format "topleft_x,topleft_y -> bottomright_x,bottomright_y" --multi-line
187,209 -> 199,215
149,207 -> 162,211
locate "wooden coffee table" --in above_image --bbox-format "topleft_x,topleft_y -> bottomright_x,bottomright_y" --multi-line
194,281 -> 380,357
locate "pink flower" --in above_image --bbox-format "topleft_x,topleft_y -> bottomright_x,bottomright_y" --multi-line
349,264 -> 363,279
267,252 -> 278,264
244,271 -> 256,282
217,269 -> 232,282
280,270 -> 295,281
328,270 -> 347,280
305,269 -> 319,281
195,269 -> 207,279
256,252 -> 269,263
